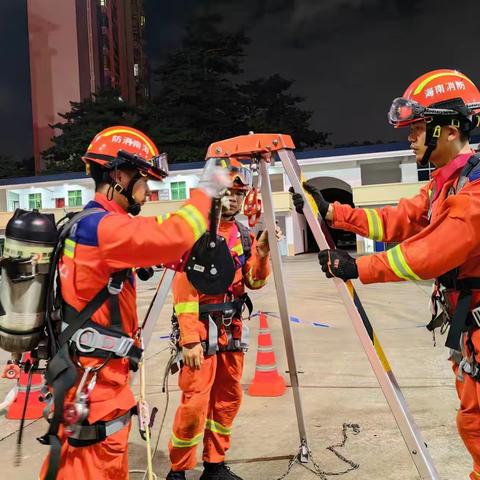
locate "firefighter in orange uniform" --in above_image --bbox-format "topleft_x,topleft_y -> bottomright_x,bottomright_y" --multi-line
293,69 -> 480,479
167,159 -> 272,480
39,126 -> 230,480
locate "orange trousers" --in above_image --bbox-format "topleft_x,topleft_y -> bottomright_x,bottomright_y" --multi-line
39,416 -> 131,480
169,351 -> 244,471
455,330 -> 480,480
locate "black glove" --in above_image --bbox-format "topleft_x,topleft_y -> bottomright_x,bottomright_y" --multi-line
289,182 -> 330,218
318,249 -> 358,281
289,187 -> 305,214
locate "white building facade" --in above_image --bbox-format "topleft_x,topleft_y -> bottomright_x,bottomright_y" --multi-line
0,141 -> 462,256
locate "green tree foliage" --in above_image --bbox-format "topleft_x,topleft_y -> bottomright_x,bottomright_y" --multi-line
42,90 -> 141,173
144,13 -> 329,162
0,156 -> 34,179
142,13 -> 250,162
40,14 -> 328,173
237,74 -> 329,150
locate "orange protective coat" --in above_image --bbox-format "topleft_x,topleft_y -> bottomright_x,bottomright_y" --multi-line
169,219 -> 270,471
331,153 -> 480,477
39,190 -> 211,480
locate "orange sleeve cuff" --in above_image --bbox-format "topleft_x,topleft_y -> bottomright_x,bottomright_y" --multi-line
180,332 -> 201,346
356,253 -> 404,284
255,253 -> 270,276
331,202 -> 368,237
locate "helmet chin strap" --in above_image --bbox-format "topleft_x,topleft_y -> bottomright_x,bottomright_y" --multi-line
109,172 -> 143,216
419,122 -> 442,167
221,208 -> 240,221
419,115 -> 475,167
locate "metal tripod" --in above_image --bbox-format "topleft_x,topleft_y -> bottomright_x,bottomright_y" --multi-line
206,132 -> 439,479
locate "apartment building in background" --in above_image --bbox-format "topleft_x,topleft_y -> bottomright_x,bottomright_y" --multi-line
27,0 -> 148,174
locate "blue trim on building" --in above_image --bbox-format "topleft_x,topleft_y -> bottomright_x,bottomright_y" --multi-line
0,171 -> 90,187
295,142 -> 412,159
169,161 -> 205,171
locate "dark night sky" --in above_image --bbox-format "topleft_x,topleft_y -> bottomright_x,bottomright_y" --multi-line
144,0 -> 480,146
0,0 -> 32,162
2,0 -> 480,165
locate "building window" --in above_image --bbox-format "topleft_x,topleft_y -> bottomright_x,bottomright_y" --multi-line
417,162 -> 434,181
158,188 -> 170,200
170,181 -> 187,200
68,190 -> 83,207
28,193 -> 42,210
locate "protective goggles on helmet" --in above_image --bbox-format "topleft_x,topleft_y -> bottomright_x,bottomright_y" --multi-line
230,166 -> 253,189
210,157 -> 253,189
117,150 -> 169,179
388,97 -> 480,127
150,152 -> 169,176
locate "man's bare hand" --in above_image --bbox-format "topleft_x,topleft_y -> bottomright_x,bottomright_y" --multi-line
256,226 -> 283,258
182,343 -> 204,369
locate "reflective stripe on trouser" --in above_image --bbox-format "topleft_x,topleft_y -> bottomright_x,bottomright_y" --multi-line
39,415 -> 131,480
454,329 -> 480,480
169,351 -> 244,471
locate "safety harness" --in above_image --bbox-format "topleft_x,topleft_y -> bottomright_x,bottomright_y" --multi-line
199,294 -> 253,356
38,204 -> 143,480
171,220 -> 253,369
427,153 -> 480,381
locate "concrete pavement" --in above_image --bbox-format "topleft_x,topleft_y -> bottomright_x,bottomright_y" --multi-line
0,254 -> 470,479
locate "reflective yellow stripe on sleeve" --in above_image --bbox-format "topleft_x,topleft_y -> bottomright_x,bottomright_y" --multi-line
363,209 -> 384,241
63,239 -> 76,258
231,243 -> 244,256
171,432 -> 203,448
247,267 -> 266,288
156,213 -> 171,225
205,419 -> 232,436
174,302 -> 199,315
176,204 -> 207,241
386,245 -> 421,281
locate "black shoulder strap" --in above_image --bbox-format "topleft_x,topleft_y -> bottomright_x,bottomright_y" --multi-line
40,209 -> 128,480
55,208 -> 130,341
235,220 -> 252,260
45,208 -> 107,357
456,153 -> 480,193
58,270 -> 129,346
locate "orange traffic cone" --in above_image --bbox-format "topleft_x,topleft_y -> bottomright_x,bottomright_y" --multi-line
6,353 -> 45,420
248,312 -> 286,397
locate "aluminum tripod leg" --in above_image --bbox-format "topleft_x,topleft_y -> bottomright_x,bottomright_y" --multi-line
141,268 -> 176,350
259,159 -> 309,462
278,148 -> 439,479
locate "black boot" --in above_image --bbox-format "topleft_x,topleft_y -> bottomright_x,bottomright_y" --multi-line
166,469 -> 186,480
199,461 -> 243,480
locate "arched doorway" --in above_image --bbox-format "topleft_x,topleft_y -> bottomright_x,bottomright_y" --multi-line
304,177 -> 356,251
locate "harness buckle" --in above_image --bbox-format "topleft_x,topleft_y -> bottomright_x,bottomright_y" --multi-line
115,336 -> 135,357
222,308 -> 235,327
75,327 -> 98,353
471,305 -> 480,327
73,327 -> 135,357
108,277 -> 124,295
